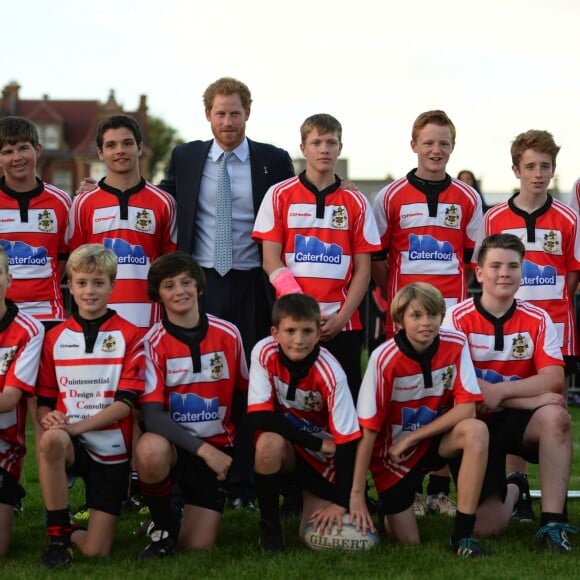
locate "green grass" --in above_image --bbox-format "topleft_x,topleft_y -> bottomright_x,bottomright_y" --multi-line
3,408 -> 580,579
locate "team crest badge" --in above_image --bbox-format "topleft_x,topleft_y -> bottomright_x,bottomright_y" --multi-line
135,209 -> 152,233
0,347 -> 17,374
511,334 -> 529,359
210,352 -> 224,380
543,230 -> 559,254
331,206 -> 348,230
101,335 -> 117,353
38,209 -> 55,232
444,204 -> 460,228
303,390 -> 322,412
441,366 -> 454,389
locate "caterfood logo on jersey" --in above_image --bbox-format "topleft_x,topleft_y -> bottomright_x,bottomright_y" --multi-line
475,368 -> 520,384
103,238 -> 147,265
0,239 -> 48,266
520,260 -> 556,286
37,209 -> 55,232
285,413 -> 323,434
401,406 -> 438,432
408,234 -> 453,262
294,235 -> 342,264
169,392 -> 220,423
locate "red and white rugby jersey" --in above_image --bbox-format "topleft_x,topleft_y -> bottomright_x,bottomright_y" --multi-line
0,301 -> 44,479
252,175 -> 381,331
37,312 -> 145,464
569,178 -> 580,216
248,336 -> 360,483
476,195 -> 580,355
373,173 -> 482,334
67,179 -> 177,328
443,296 -> 564,415
0,179 -> 70,322
357,329 -> 482,494
141,314 -> 248,449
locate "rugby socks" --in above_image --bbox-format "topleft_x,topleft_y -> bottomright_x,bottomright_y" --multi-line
451,510 -> 476,543
541,512 -> 566,527
140,476 -> 179,537
427,474 -> 451,496
46,508 -> 73,542
255,473 -> 282,532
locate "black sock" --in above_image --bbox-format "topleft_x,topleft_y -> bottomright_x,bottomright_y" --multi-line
427,474 -> 451,496
541,512 -> 566,527
256,473 -> 282,532
452,510 -> 476,543
46,508 -> 72,541
140,476 -> 180,536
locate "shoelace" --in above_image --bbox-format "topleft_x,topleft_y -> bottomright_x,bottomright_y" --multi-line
535,522 -> 580,541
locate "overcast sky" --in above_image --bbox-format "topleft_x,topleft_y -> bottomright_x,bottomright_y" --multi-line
4,0 -> 580,199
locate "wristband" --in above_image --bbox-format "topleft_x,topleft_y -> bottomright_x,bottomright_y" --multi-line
269,267 -> 303,297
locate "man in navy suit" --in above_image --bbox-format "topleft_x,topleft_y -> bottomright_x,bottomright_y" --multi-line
159,78 -> 295,510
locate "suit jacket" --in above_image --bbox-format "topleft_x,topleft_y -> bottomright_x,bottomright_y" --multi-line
159,138 -> 295,255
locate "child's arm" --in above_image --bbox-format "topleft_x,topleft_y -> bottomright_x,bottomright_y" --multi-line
321,253 -> 371,340
349,427 -> 377,534
262,240 -> 302,296
389,402 -> 476,464
51,398 -> 133,436
477,364 -> 564,414
0,387 -> 23,414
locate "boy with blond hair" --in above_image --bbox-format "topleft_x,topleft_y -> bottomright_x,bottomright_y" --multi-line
36,244 -> 144,568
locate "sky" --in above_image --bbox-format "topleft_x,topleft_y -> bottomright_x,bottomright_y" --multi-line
4,0 -> 580,200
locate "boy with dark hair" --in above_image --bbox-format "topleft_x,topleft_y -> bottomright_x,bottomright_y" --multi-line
475,130 -> 580,521
0,247 -> 44,556
36,244 -> 145,568
68,114 -> 176,329
253,113 -> 380,400
445,233 -> 576,552
248,293 -> 361,552
371,110 -> 483,517
350,282 -> 489,557
136,251 -> 248,559
0,116 -> 71,327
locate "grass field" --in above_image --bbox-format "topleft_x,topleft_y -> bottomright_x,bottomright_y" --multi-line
3,408 -> 579,579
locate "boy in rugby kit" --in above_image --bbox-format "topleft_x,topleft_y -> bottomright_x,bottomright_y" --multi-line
68,115 -> 176,329
444,233 -> 576,552
36,244 -> 145,568
253,114 -> 380,401
136,252 -> 248,559
371,110 -> 483,517
350,282 -> 489,557
0,116 -> 71,327
247,293 -> 361,552
474,130 -> 580,521
0,247 -> 45,555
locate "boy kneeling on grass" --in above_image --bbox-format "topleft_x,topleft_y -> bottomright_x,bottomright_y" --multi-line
247,293 -> 361,552
0,247 -> 44,556
36,244 -> 145,569
350,282 -> 490,557
136,252 -> 249,558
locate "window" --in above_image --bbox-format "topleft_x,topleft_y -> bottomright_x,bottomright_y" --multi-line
37,124 -> 60,150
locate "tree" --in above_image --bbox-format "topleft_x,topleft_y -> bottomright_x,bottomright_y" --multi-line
146,114 -> 183,181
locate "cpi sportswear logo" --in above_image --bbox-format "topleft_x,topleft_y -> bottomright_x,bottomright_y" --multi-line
103,238 -> 147,265
0,239 -> 48,266
294,235 -> 342,264
408,234 -> 453,262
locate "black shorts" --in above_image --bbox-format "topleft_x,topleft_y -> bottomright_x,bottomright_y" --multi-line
378,437 -> 460,515
480,409 -> 536,503
0,467 -> 21,507
563,355 -> 579,377
290,452 -> 336,503
68,439 -> 130,516
175,447 -> 234,513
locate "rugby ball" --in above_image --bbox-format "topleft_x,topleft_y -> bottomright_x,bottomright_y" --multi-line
303,514 -> 379,551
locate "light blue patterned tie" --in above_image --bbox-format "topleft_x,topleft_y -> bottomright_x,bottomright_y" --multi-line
214,151 -> 233,276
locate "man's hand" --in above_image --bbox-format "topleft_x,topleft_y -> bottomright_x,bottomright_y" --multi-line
75,177 -> 98,198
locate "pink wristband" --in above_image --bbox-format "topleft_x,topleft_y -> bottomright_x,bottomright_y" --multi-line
270,268 -> 303,297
